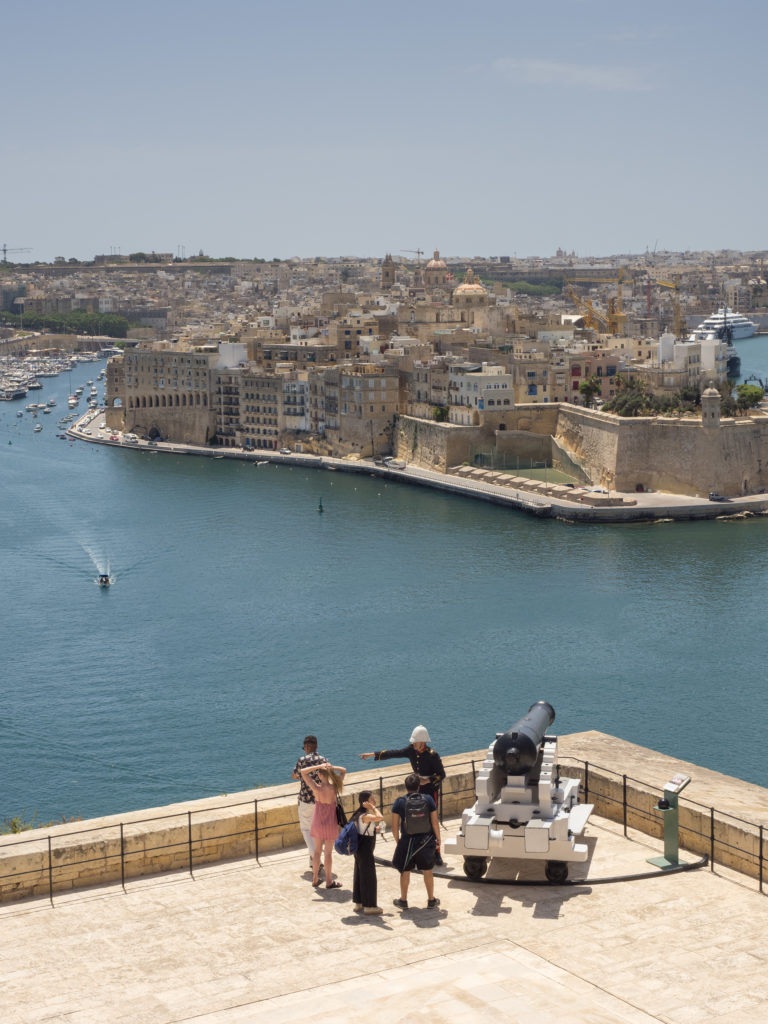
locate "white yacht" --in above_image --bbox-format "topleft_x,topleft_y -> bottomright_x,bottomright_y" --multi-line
689,307 -> 756,341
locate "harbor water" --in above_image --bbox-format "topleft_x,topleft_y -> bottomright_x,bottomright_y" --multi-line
2,345 -> 768,824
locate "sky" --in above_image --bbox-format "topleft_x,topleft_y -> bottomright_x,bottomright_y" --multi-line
3,0 -> 767,263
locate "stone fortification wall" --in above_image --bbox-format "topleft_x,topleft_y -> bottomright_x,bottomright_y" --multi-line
556,407 -> 768,497
404,402 -> 768,497
0,755 -> 479,903
395,417 -> 482,472
554,407 -> 621,489
398,407 -> 560,472
1,738 -> 767,903
499,405 -> 560,436
613,416 -> 768,496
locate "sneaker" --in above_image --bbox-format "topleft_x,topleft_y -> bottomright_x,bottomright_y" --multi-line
393,898 -> 409,910
363,906 -> 383,915
427,897 -> 440,909
353,903 -> 363,912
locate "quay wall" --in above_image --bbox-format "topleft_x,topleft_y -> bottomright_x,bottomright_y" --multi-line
1,733 -> 767,903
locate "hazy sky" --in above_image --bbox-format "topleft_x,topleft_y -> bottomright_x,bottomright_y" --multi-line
4,0 -> 766,263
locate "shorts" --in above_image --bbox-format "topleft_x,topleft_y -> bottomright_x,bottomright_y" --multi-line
392,833 -> 436,873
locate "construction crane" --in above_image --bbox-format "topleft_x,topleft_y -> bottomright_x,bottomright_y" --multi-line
657,278 -> 684,338
564,267 -> 629,334
565,285 -> 609,332
400,248 -> 424,265
1,244 -> 32,263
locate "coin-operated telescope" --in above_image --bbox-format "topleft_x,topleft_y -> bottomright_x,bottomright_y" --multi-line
444,702 -> 593,883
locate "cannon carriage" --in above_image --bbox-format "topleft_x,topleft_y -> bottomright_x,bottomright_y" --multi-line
444,701 -> 593,883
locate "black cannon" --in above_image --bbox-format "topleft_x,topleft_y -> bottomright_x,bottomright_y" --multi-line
444,700 -> 592,883
492,700 -> 555,775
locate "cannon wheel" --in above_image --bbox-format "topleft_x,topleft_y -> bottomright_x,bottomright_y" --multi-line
463,856 -> 488,881
545,860 -> 569,884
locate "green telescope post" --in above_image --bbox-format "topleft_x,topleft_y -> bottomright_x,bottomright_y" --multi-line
648,773 -> 691,869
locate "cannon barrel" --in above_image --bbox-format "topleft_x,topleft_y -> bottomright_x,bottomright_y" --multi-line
492,701 -> 555,776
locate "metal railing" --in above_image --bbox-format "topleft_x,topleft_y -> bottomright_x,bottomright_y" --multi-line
559,756 -> 765,894
0,756 -> 764,906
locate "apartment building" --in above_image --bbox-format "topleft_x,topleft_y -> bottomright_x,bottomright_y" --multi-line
448,362 -> 515,425
311,363 -> 399,457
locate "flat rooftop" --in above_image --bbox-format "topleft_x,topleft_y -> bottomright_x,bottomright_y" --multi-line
2,810 -> 767,1023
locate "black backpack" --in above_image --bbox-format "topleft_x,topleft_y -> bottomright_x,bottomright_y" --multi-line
404,792 -> 431,834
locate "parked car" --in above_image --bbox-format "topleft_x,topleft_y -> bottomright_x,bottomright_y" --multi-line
279,447 -> 291,454
709,492 -> 729,502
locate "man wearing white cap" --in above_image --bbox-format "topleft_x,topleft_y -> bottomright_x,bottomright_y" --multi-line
359,725 -> 446,864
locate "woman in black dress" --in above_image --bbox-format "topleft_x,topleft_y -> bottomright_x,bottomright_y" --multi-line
351,790 -> 384,915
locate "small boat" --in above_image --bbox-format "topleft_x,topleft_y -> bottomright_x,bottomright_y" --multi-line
98,574 -> 111,587
33,423 -> 43,432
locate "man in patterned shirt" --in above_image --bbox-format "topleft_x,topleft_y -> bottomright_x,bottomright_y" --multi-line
292,735 -> 329,870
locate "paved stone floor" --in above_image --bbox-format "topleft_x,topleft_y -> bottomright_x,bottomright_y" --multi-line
1,817 -> 767,1023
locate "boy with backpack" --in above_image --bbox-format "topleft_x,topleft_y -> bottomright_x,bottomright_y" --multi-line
390,773 -> 441,910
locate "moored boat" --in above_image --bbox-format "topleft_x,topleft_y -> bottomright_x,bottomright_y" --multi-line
689,307 -> 756,342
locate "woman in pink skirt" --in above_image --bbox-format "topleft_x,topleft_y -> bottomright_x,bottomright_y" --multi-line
300,762 -> 346,888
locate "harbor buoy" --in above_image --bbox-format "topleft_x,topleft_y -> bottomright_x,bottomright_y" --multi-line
318,499 -> 324,514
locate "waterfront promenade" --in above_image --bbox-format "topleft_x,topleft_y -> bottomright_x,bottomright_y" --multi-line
68,413 -> 768,524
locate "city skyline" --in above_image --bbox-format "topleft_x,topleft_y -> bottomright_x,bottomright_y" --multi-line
4,0 -> 766,264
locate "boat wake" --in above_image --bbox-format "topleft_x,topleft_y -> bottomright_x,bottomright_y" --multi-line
81,541 -> 110,579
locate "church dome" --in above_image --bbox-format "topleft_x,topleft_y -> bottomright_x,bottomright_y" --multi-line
453,268 -> 487,296
425,249 -> 447,270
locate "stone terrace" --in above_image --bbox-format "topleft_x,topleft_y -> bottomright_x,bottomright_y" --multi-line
2,737 -> 768,1024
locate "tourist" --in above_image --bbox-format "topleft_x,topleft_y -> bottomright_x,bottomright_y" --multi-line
300,761 -> 346,889
351,790 -> 385,915
359,724 -> 446,864
390,773 -> 440,910
291,735 -> 329,874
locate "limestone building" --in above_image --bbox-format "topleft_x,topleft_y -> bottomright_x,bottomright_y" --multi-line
310,363 -> 399,457
107,342 -> 217,444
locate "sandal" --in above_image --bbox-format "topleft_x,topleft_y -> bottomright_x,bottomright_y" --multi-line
325,881 -> 342,889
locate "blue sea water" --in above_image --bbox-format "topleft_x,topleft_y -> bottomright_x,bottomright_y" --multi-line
2,345 -> 768,824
